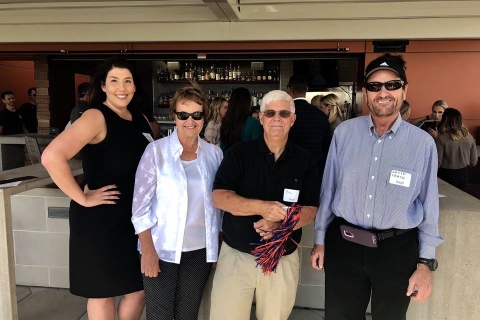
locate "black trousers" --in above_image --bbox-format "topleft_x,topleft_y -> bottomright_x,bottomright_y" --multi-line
324,218 -> 418,320
438,167 -> 468,191
142,248 -> 212,320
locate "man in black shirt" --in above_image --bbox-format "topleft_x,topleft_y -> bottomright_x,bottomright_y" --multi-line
18,87 -> 37,133
287,75 -> 331,181
0,91 -> 24,135
210,90 -> 320,320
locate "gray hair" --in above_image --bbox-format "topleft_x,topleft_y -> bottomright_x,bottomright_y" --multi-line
260,90 -> 295,113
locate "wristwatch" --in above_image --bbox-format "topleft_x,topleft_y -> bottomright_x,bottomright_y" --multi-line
418,258 -> 438,271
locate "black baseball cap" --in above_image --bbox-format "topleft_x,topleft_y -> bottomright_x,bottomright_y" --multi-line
365,59 -> 407,82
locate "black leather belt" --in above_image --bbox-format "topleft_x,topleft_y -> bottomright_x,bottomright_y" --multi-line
375,228 -> 411,241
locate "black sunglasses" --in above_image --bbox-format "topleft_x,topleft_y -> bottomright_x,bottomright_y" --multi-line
365,80 -> 405,92
174,111 -> 204,121
262,110 -> 293,118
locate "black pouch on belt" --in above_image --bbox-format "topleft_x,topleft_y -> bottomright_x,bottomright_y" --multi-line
340,225 -> 378,248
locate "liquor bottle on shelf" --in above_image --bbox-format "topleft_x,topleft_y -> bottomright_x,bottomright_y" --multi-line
216,67 -> 221,81
251,91 -> 258,108
256,71 -> 262,81
228,64 -> 233,80
237,65 -> 241,80
267,70 -> 273,81
210,64 -> 216,80
184,63 -> 189,80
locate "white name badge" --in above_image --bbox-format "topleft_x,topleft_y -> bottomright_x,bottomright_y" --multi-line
283,188 -> 300,202
143,133 -> 154,143
389,170 -> 411,188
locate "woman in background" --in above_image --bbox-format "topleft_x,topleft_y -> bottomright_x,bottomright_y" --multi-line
321,93 -> 343,133
42,57 -> 149,320
418,100 -> 448,138
132,84 -> 223,320
310,95 -> 324,110
435,108 -> 477,191
220,87 -> 262,153
400,100 -> 411,120
204,97 -> 228,145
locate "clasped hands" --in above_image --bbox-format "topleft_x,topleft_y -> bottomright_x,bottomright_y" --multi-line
254,201 -> 286,240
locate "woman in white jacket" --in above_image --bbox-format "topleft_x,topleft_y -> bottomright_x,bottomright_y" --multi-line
131,83 -> 223,320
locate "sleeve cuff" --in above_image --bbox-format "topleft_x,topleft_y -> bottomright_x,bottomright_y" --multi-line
419,244 -> 436,259
314,230 -> 326,245
132,213 -> 157,235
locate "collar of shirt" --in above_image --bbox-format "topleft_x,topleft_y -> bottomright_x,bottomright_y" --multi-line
170,128 -> 204,156
257,135 -> 294,161
367,113 -> 403,137
293,97 -> 307,101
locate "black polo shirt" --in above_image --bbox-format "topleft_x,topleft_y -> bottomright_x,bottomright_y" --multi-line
213,136 -> 320,255
0,108 -> 24,135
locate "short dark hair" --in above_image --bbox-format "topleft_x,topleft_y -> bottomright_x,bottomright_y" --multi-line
1,91 -> 14,100
287,75 -> 308,94
77,82 -> 90,98
27,87 -> 36,96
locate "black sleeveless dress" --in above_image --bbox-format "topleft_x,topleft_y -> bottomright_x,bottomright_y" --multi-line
69,104 -> 152,298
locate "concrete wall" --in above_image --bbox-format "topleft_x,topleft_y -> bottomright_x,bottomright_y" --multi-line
11,188 -> 70,288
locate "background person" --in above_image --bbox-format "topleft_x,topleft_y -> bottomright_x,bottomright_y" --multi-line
320,93 -> 344,133
310,94 -> 324,110
220,87 -> 262,153
132,84 -> 223,320
42,57 -> 150,320
435,108 -> 478,191
0,91 -> 24,135
287,75 -> 331,181
417,100 -> 448,138
400,100 -> 411,120
311,53 -> 443,320
19,87 -> 37,133
204,97 -> 228,145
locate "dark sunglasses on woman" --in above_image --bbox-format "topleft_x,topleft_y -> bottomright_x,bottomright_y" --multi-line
174,111 -> 204,120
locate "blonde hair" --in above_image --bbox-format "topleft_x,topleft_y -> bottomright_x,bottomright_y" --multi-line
432,100 -> 448,111
208,97 -> 227,124
400,100 -> 411,120
321,93 -> 343,123
311,95 -> 324,108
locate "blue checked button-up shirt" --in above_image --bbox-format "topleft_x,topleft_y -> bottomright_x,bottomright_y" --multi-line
314,114 -> 444,259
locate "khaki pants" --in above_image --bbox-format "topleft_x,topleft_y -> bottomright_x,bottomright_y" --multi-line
210,242 -> 299,320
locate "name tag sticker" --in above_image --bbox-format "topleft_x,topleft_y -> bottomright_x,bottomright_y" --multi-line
143,133 -> 154,143
283,189 -> 300,202
389,170 -> 411,188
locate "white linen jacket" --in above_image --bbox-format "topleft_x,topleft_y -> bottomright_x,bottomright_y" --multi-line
131,129 -> 223,263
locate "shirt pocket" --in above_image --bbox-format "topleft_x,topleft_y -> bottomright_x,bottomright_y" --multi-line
278,177 -> 304,205
386,166 -> 418,200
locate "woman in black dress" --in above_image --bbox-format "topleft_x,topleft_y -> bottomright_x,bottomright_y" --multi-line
42,57 -> 151,320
